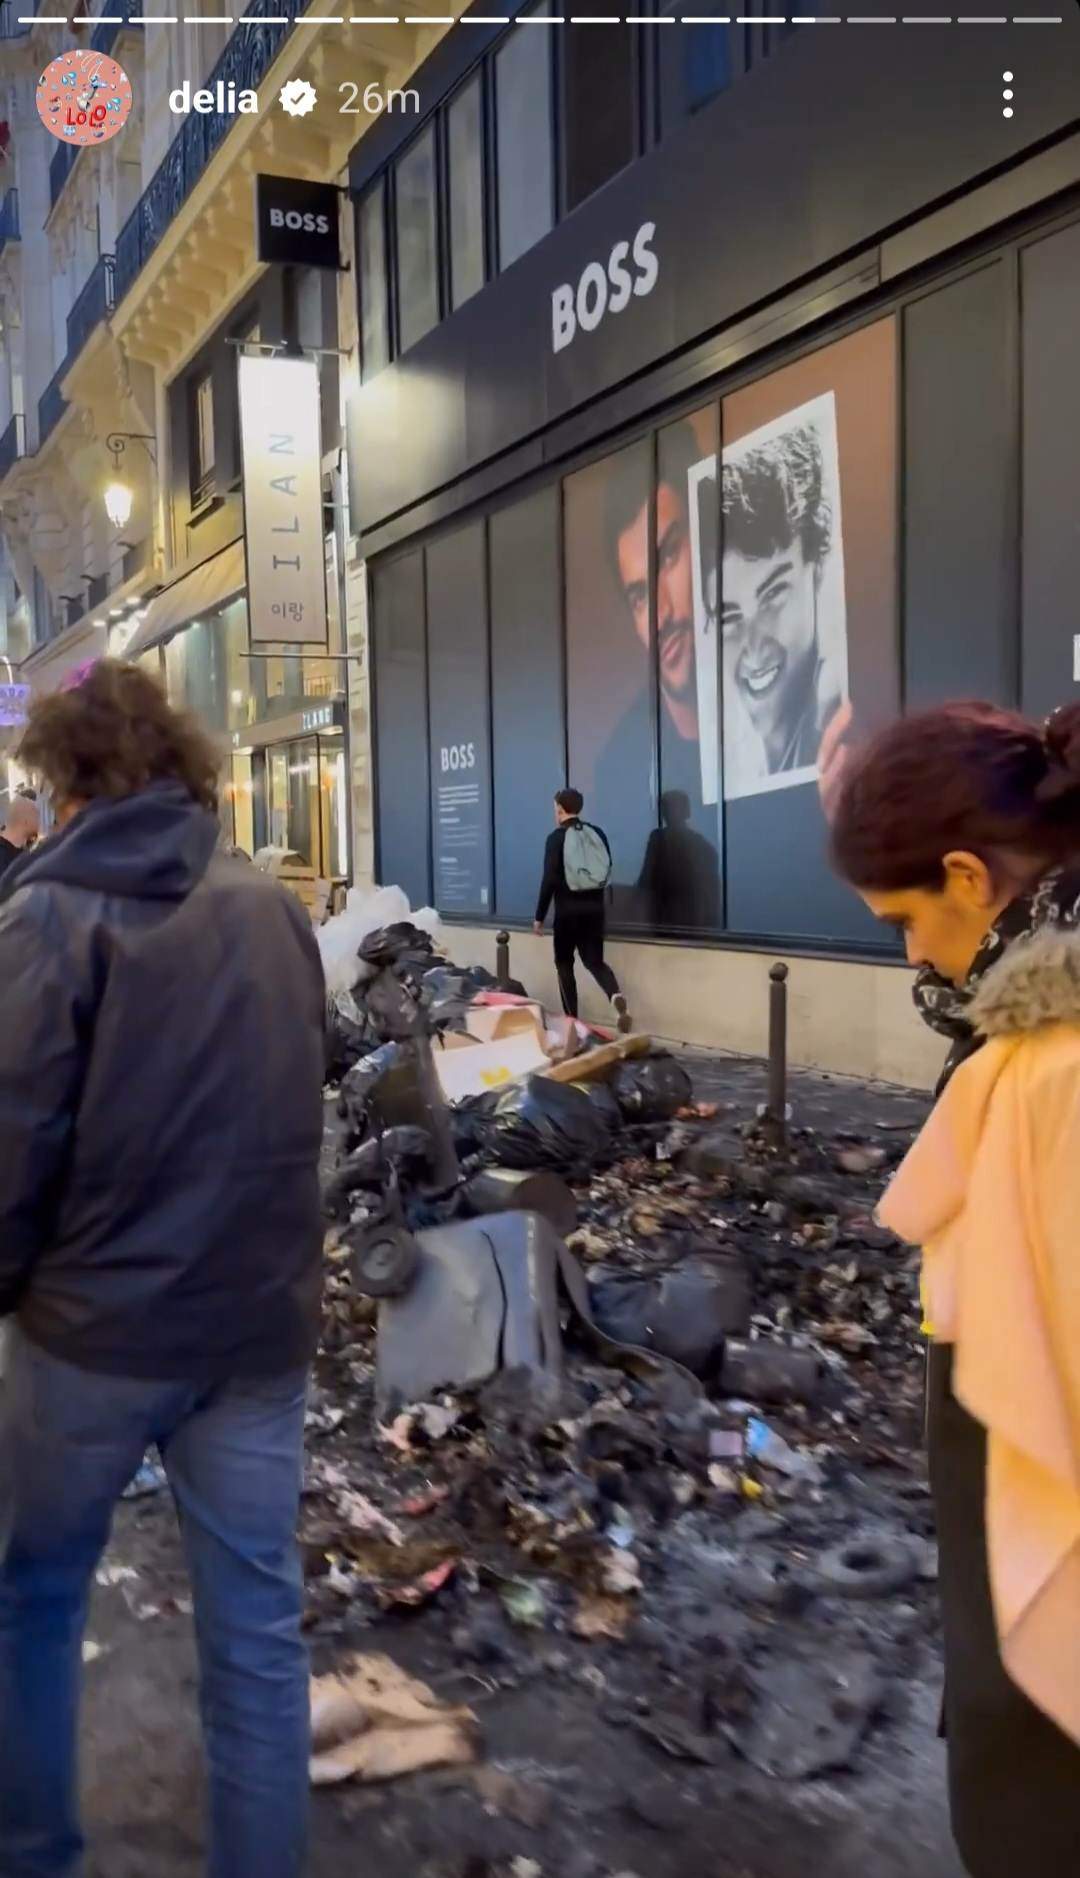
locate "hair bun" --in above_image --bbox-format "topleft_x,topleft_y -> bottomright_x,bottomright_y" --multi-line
1035,703 -> 1080,805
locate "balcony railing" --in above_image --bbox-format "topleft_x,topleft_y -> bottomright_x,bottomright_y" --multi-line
66,253 -> 115,366
49,141 -> 78,211
0,412 -> 24,481
0,187 -> 18,258
114,0 -> 298,306
91,1 -> 145,56
38,361 -> 68,447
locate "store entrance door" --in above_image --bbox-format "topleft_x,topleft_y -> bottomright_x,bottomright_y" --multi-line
225,734 -> 349,885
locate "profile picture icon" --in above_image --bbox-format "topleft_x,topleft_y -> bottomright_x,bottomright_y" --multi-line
36,50 -> 132,147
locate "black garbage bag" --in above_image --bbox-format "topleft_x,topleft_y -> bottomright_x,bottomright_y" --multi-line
456,1074 -> 619,1174
323,1125 -> 434,1221
610,1052 -> 693,1123
364,967 -> 429,1042
419,966 -> 476,1035
587,1256 -> 752,1378
324,989 -> 378,1081
339,1041 -> 412,1139
358,922 -> 438,972
568,1078 -> 623,1135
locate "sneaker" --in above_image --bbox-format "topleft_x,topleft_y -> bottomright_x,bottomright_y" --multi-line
612,992 -> 633,1035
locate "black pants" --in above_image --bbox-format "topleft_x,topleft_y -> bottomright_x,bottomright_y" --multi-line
553,906 -> 619,1018
928,1344 -> 1080,1877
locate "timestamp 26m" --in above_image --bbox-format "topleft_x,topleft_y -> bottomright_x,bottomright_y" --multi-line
339,81 -> 421,117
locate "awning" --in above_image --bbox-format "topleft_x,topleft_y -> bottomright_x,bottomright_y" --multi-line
124,539 -> 246,659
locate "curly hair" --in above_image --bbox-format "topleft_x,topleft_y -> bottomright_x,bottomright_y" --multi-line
18,659 -> 221,812
722,422 -> 832,567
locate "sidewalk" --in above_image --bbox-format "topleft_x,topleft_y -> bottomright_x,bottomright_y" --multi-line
70,1045 -> 967,1878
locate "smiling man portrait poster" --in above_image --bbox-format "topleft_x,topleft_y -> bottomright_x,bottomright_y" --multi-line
716,392 -> 848,801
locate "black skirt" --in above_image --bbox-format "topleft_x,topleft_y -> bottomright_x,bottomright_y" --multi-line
927,1344 -> 1080,1877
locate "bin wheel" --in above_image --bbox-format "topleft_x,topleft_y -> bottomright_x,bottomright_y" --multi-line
351,1223 -> 420,1298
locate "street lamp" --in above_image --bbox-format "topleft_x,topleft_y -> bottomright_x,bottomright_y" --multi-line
103,431 -> 157,530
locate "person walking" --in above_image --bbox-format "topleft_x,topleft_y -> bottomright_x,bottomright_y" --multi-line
534,787 -> 632,1032
0,661 -> 326,1878
830,699 -> 1080,1878
0,789 -> 39,882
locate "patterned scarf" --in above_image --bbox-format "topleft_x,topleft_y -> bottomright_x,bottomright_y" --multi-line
914,865 -> 1080,1094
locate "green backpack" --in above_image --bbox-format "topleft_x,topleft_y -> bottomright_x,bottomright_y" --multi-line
564,822 -> 611,892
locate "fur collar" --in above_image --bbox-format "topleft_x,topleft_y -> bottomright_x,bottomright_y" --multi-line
968,928 -> 1080,1038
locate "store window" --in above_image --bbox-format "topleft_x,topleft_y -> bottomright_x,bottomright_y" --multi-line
395,126 -> 439,354
448,74 -> 485,312
720,318 -> 898,943
563,22 -> 636,213
191,371 -> 215,507
268,739 -> 319,866
564,441 -> 656,928
358,180 -> 389,380
495,4 -> 554,272
657,7 -> 733,135
649,407 -> 723,931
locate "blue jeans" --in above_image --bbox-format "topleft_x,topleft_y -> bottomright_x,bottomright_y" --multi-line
0,1328 -> 310,1878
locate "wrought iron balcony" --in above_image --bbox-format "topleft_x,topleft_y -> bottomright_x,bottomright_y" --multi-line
0,412 -> 24,481
0,187 -> 18,258
38,360 -> 68,447
66,253 -> 115,366
114,0 -> 298,307
49,140 -> 78,211
91,1 -> 145,56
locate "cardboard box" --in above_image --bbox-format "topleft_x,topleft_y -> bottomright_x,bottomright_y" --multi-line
432,1027 -> 550,1103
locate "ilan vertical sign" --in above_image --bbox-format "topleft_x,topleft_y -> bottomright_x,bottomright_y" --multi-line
239,353 -> 328,648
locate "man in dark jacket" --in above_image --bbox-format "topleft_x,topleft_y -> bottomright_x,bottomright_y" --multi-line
534,787 -> 632,1030
0,661 -> 326,1878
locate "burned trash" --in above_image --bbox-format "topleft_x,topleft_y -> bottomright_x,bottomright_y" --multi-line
310,905 -> 935,1820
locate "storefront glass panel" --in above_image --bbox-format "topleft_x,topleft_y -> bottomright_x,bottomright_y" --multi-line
564,440 -> 656,929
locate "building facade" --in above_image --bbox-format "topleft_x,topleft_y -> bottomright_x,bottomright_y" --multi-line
345,8 -> 1080,1084
0,1 -> 457,881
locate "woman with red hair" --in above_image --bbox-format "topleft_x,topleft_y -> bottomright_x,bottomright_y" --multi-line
831,701 -> 1080,1877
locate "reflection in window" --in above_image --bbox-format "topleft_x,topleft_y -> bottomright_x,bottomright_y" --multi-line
495,4 -> 554,272
448,75 -> 485,311
646,408 -> 722,931
358,181 -> 389,380
564,441 -> 656,927
395,127 -> 439,353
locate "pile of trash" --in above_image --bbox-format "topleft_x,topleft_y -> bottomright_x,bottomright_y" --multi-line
304,899 -> 937,1803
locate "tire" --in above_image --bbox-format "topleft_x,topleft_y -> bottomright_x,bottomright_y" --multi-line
351,1224 -> 420,1299
814,1536 -> 918,1600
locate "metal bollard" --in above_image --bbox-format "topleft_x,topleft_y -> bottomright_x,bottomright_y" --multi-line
495,929 -> 511,991
765,962 -> 789,1146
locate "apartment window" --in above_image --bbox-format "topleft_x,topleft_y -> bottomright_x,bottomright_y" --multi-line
191,370 -> 215,507
495,4 -> 554,272
395,126 -> 439,354
447,75 -> 485,311
563,23 -> 636,213
358,181 -> 389,380
658,5 -> 734,134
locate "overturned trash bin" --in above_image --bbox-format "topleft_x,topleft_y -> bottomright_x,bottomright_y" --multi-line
374,1212 -> 702,1416
463,1166 -> 577,1238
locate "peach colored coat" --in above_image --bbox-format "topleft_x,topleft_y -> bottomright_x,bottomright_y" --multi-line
878,930 -> 1080,1747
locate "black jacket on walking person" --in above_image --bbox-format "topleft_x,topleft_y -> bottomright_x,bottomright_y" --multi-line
0,776 -> 327,1380
534,818 -> 611,923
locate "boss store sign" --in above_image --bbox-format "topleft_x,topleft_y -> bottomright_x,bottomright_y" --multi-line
255,174 -> 341,271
